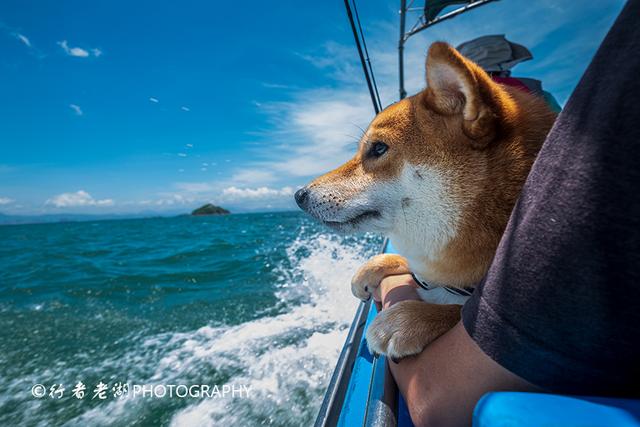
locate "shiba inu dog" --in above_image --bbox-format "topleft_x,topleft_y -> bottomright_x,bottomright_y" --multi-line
295,42 -> 555,359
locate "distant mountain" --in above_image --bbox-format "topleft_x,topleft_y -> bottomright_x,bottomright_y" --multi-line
0,212 -> 172,226
191,204 -> 230,216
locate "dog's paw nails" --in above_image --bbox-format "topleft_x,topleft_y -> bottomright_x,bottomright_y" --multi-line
360,286 -> 371,302
351,259 -> 386,301
351,281 -> 372,301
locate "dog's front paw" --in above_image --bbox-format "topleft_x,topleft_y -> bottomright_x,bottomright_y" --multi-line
366,300 -> 461,360
350,254 -> 410,301
366,301 -> 429,359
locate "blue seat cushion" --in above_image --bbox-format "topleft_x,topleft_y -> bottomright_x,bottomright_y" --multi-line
473,392 -> 640,427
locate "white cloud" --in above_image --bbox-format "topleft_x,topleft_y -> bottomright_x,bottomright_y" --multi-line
230,169 -> 276,185
221,186 -> 294,200
0,26 -> 46,57
174,182 -> 214,193
181,106 -> 190,112
0,24 -> 44,58
0,197 -> 14,205
69,104 -> 83,116
33,0 -> 612,214
46,190 -> 113,207
255,87 -> 373,177
58,40 -> 88,57
262,82 -> 294,90
139,194 -> 194,206
246,0 -> 621,185
57,40 -> 102,58
172,168 -> 278,197
15,33 -> 31,47
164,180 -> 294,207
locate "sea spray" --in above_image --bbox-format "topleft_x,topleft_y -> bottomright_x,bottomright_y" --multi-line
0,213 -> 381,426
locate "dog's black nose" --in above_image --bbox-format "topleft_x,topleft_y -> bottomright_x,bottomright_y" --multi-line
294,187 -> 309,208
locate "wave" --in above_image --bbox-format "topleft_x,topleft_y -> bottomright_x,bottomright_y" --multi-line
53,230 -> 379,426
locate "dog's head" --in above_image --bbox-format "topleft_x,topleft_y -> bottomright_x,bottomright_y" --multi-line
295,42 -> 536,255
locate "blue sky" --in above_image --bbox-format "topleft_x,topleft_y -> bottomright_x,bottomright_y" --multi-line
0,0 -> 626,215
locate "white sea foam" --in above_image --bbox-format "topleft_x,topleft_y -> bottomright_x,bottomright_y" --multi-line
168,233 -> 370,426
61,231 -> 377,426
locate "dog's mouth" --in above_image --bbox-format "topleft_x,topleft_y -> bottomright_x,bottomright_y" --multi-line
322,209 -> 381,229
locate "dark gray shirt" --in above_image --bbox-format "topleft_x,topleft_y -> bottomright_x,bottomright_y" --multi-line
462,0 -> 640,397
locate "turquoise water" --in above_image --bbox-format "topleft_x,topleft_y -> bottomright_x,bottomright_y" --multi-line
0,212 -> 381,426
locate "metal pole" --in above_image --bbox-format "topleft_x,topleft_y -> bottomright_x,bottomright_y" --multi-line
405,0 -> 499,39
352,0 -> 382,110
398,0 -> 407,100
344,0 -> 381,114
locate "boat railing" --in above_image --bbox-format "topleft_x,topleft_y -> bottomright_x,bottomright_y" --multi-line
314,300 -> 372,426
314,238 -> 400,427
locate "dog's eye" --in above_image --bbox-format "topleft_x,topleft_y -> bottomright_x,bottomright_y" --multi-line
369,142 -> 388,158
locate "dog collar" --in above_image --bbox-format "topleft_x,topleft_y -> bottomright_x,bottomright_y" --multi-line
411,272 -> 474,297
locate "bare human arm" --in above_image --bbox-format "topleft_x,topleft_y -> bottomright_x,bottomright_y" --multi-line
373,274 -> 539,427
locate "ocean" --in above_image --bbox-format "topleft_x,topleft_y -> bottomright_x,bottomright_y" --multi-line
0,211 -> 382,426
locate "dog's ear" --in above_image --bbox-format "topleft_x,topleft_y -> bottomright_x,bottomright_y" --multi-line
425,42 -> 508,147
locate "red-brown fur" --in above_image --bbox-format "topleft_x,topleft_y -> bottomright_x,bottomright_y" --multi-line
300,42 -> 556,358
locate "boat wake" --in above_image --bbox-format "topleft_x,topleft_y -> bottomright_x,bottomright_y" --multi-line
61,231 -> 378,426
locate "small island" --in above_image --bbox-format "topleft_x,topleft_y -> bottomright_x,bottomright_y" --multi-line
191,203 -> 230,216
